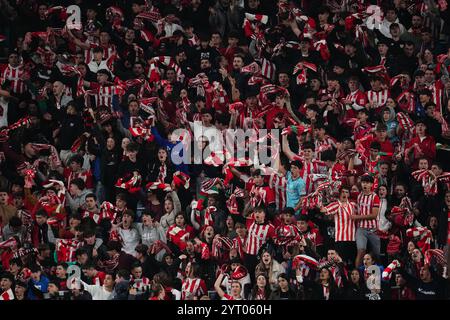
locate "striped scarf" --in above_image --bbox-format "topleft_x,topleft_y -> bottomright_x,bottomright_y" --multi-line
0,116 -> 31,140
99,252 -> 120,273
211,236 -> 233,260
188,73 -> 211,97
406,227 -> 433,253
411,169 -> 450,196
293,61 -> 317,85
115,172 -> 142,193
55,239 -> 82,263
382,260 -> 401,281
148,56 -> 184,82
424,249 -> 446,267
226,187 -> 245,214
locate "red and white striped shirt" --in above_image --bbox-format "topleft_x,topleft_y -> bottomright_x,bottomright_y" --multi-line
2,64 -> 26,94
324,200 -> 357,242
367,89 -> 389,110
269,172 -> 287,211
246,183 -> 275,207
295,159 -> 327,194
356,192 -> 380,229
181,277 -> 206,300
245,218 -> 275,255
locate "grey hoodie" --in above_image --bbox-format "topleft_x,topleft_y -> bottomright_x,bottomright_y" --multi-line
65,189 -> 91,214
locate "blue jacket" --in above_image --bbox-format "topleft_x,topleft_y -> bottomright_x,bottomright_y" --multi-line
27,275 -> 50,300
151,127 -> 189,173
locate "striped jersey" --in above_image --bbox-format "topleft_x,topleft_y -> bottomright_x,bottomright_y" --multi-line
2,64 -> 26,94
315,135 -> 337,159
260,57 -> 276,81
324,200 -> 357,241
222,293 -> 243,300
294,159 -> 327,194
268,172 -> 287,211
356,192 -> 380,229
245,218 -> 275,255
181,277 -> 206,300
246,183 -> 275,207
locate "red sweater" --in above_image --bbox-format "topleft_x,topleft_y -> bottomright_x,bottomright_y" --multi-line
406,135 -> 436,169
361,135 -> 394,161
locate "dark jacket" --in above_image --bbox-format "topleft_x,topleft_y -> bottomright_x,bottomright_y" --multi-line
398,267 -> 446,300
301,278 -> 342,300
269,286 -> 300,300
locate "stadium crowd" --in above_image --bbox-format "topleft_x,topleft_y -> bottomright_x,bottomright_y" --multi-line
0,0 -> 449,300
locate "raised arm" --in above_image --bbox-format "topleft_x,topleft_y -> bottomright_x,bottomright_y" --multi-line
171,190 -> 182,214
190,206 -> 201,230
285,98 -> 302,124
151,126 -> 169,148
214,273 -> 226,299
282,134 -> 298,161
67,28 -> 91,50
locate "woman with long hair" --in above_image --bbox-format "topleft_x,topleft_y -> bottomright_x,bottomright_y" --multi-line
166,213 -> 194,254
255,249 -> 285,291
147,148 -> 175,186
248,273 -> 271,300
269,273 -> 298,300
342,268 -> 370,300
418,48 -> 436,70
159,190 -> 181,233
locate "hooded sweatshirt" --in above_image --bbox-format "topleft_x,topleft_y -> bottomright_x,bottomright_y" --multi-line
381,107 -> 399,144
65,189 -> 91,214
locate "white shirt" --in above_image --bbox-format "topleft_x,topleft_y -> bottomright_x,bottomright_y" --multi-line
164,23 -> 183,37
88,60 -> 112,74
80,282 -> 113,300
378,198 -> 392,232
118,227 -> 140,256
379,19 -> 406,39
